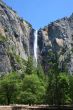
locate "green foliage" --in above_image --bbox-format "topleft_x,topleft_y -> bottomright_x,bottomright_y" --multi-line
37,64 -> 45,80
57,73 -> 70,105
17,74 -> 46,104
69,75 -> 73,104
0,57 -> 46,105
0,51 -> 73,106
15,54 -> 27,71
45,72 -> 71,105
25,56 -> 34,74
0,72 -> 21,105
45,51 -> 71,105
0,34 -> 7,42
18,91 -> 37,104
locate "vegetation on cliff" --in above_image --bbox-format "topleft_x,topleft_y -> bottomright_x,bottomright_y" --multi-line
0,54 -> 73,105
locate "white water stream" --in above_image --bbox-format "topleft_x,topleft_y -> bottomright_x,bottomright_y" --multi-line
34,30 -> 38,65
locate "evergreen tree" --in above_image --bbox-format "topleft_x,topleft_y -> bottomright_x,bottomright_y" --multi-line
25,56 -> 34,74
17,74 -> 46,104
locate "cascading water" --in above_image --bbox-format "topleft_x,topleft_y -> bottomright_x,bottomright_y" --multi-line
34,30 -> 38,66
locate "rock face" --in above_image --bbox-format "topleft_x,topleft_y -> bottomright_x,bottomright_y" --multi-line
38,15 -> 73,73
0,0 -> 34,74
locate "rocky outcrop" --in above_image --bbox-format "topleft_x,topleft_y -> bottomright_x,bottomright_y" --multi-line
0,0 -> 34,74
38,15 -> 73,73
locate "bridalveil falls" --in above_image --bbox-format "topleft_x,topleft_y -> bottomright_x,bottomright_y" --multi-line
34,30 -> 38,66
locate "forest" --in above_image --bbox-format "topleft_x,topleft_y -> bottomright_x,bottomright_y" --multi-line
0,52 -> 73,105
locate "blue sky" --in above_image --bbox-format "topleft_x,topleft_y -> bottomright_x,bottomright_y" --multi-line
3,0 -> 73,29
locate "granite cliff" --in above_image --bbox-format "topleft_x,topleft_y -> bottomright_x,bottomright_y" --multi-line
38,15 -> 73,73
0,0 -> 73,74
0,0 -> 35,75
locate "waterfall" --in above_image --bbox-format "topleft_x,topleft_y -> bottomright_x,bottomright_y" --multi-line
34,30 -> 38,65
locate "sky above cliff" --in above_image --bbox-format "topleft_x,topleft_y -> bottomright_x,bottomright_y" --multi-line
3,0 -> 73,29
